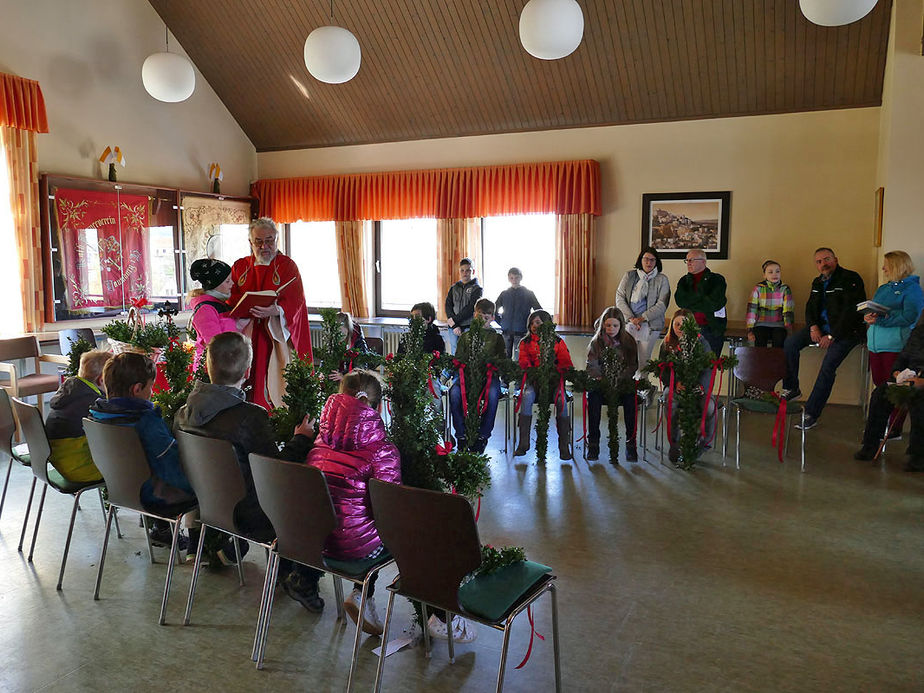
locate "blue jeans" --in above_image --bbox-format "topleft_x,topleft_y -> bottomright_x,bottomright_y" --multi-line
445,326 -> 465,355
519,384 -> 567,415
783,327 -> 858,419
449,375 -> 501,443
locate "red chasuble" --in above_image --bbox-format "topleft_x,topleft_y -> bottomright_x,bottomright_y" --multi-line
230,253 -> 312,409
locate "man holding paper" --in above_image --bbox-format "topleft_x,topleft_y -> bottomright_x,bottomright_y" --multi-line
675,249 -> 727,355
230,217 -> 312,409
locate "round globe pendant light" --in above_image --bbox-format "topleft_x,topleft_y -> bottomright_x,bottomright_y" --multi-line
799,0 -> 878,26
519,0 -> 584,60
142,51 -> 195,102
304,25 -> 361,84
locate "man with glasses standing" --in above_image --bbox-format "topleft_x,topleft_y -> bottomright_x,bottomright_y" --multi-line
230,217 -> 312,410
675,249 -> 728,355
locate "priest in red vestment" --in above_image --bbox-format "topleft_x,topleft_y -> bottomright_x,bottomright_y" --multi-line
230,218 -> 312,409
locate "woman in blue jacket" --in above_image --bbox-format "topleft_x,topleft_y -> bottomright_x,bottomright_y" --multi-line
865,250 -> 924,436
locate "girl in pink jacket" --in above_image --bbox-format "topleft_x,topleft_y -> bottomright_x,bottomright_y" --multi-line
187,258 -> 239,371
295,370 -> 401,635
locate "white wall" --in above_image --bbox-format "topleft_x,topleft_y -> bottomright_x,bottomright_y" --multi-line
0,0 -> 256,195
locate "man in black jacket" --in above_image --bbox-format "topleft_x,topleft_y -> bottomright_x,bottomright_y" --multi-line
783,247 -> 866,430
444,257 -> 483,355
855,311 -> 924,471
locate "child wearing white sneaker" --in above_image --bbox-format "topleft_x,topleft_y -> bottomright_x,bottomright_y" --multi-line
300,370 -> 401,634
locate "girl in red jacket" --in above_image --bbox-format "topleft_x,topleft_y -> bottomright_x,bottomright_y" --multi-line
296,370 -> 401,636
514,310 -> 574,459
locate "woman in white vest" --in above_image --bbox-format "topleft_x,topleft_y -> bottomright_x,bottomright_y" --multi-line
615,247 -> 672,377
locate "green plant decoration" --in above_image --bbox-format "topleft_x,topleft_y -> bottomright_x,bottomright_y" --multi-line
150,340 -> 195,429
525,320 -> 559,462
268,354 -> 326,443
475,544 -> 527,576
62,336 -> 94,378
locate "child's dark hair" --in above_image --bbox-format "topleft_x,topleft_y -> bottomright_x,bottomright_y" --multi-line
591,306 -> 627,345
410,302 -> 436,322
339,369 -> 383,410
508,267 -> 522,278
762,259 -> 781,272
474,298 -> 495,315
102,353 -> 156,399
634,246 -> 663,272
207,332 -> 252,385
527,309 -> 553,329
460,257 -> 473,268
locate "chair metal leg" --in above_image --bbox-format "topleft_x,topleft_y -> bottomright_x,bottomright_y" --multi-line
735,408 -> 741,470
113,507 -> 123,539
0,455 -> 13,521
256,553 -> 281,669
722,402 -> 728,459
141,515 -> 156,564
373,590 -> 397,693
346,575 -> 373,692
96,487 -> 107,522
28,483 -> 48,561
333,575 -> 345,621
421,603 -> 431,658
183,524 -> 208,625
252,550 -> 276,661
57,488 -> 90,590
800,410 -> 806,472
157,518 -> 182,625
94,505 -> 116,600
233,536 -> 245,586
18,476 -> 37,552
447,611 -> 455,663
550,583 -> 562,693
495,615 -> 514,692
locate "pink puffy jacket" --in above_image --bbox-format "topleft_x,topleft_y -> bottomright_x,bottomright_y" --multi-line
306,393 -> 401,559
188,293 -> 238,371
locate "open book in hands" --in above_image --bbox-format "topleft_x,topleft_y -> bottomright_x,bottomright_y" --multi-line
856,300 -> 891,316
229,276 -> 296,319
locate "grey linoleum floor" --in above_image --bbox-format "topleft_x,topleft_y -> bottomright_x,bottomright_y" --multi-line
0,404 -> 922,692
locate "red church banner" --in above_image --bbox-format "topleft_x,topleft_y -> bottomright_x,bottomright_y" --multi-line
54,188 -> 151,311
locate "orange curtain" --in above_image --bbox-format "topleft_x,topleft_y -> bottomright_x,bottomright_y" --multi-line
0,73 -> 48,133
335,220 -> 369,318
555,213 -> 595,327
253,160 -> 601,223
436,218 -> 479,321
1,126 -> 44,332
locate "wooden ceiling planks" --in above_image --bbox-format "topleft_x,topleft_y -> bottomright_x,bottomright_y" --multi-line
148,0 -> 893,151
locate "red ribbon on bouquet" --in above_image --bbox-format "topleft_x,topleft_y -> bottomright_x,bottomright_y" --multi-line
770,392 -> 787,463
556,375 -> 567,410
477,363 -> 498,415
435,439 -> 454,456
514,604 -> 546,669
453,359 -> 468,416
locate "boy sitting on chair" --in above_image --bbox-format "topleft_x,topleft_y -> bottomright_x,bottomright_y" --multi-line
46,349 -> 112,483
90,352 -> 195,549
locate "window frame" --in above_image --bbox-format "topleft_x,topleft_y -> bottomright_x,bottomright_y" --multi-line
285,220 -> 343,314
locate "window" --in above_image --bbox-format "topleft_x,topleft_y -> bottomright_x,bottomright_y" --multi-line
376,218 -> 438,315
289,221 -> 341,309
480,214 -> 556,311
0,150 -> 24,335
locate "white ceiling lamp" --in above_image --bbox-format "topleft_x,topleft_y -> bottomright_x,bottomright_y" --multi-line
304,0 -> 361,84
519,0 -> 585,60
142,23 -> 195,102
799,0 -> 878,27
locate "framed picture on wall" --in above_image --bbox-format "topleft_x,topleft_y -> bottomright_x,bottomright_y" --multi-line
641,191 -> 731,260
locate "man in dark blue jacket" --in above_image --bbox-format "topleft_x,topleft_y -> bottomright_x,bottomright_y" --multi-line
495,267 -> 542,358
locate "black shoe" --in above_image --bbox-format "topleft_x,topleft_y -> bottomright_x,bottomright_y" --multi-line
668,446 -> 680,463
149,524 -> 188,551
794,415 -> 818,431
217,538 -> 250,566
781,387 -> 801,401
473,436 -> 489,454
853,447 -> 877,461
625,444 -> 638,462
283,574 -> 325,613
586,443 -> 599,461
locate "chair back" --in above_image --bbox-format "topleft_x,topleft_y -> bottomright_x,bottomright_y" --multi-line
0,389 -> 17,459
0,336 -> 39,362
11,398 -> 50,485
369,479 -> 482,613
83,418 -> 152,511
249,453 -> 336,567
732,346 -> 786,392
366,336 -> 384,356
58,328 -> 97,354
175,429 -> 247,534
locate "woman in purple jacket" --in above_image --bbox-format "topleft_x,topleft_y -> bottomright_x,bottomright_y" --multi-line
299,370 -> 401,635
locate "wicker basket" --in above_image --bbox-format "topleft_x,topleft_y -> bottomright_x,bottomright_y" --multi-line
107,339 -> 164,362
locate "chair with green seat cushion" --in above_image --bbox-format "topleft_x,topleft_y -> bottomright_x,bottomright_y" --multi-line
10,397 -> 109,591
729,346 -> 806,471
248,453 -> 395,691
368,479 -> 561,693
0,388 -> 31,525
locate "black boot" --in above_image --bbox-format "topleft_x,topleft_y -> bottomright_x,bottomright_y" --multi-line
514,415 -> 532,456
586,439 -> 599,461
625,441 -> 638,462
853,446 -> 877,461
556,416 -> 572,461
